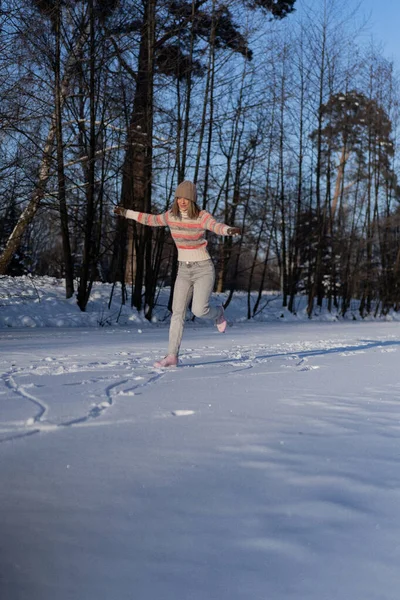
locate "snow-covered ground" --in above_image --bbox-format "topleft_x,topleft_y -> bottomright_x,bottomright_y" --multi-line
2,312 -> 400,599
1,276 -> 400,598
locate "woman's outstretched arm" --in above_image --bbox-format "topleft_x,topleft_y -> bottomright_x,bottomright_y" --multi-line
200,211 -> 241,236
114,206 -> 168,227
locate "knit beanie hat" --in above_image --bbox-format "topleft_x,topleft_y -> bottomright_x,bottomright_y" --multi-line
174,180 -> 197,203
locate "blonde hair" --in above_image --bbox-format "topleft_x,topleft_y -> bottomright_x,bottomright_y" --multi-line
171,197 -> 200,220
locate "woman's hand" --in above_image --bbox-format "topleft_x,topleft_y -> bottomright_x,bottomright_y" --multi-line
114,205 -> 127,217
227,227 -> 241,236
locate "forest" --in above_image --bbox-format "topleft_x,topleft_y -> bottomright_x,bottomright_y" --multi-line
1,0 -> 399,320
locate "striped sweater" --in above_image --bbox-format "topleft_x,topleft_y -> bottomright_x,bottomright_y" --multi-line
125,209 -> 231,262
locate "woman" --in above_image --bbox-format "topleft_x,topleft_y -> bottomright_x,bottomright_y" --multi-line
114,180 -> 240,368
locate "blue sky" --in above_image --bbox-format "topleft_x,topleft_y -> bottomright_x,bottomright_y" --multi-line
359,0 -> 400,64
294,1 -> 400,68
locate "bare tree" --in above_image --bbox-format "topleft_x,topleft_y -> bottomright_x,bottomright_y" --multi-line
0,1 -> 90,276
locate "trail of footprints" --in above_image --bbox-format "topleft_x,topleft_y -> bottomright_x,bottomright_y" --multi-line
0,351 -> 166,443
1,339 -> 398,443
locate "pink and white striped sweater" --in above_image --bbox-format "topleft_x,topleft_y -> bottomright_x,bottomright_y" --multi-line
125,209 -> 231,262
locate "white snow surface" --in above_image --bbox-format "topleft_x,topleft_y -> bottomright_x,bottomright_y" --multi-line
1,278 -> 400,599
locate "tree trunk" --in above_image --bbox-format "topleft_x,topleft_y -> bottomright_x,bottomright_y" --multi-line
201,2 -> 217,209
118,0 -> 156,317
55,0 -> 74,299
307,12 -> 327,318
77,0 -> 97,311
278,66 -> 287,307
193,8 -> 215,187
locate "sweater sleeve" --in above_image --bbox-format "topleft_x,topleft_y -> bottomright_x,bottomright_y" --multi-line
200,211 -> 231,236
125,209 -> 169,227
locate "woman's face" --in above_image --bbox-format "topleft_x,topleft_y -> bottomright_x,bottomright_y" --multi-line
177,197 -> 190,211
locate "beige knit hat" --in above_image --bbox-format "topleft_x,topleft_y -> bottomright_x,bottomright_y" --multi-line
174,180 -> 197,203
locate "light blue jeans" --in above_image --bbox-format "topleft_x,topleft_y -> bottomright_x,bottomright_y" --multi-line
168,259 -> 220,356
